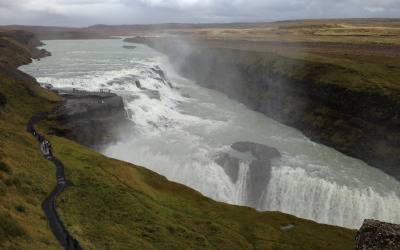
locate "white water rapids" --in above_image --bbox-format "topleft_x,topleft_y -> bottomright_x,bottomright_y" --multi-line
20,39 -> 400,229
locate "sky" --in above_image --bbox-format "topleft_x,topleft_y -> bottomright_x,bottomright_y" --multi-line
0,0 -> 399,27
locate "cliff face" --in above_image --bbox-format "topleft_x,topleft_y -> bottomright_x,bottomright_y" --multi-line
236,62 -> 400,179
54,91 -> 133,149
126,37 -> 400,181
0,30 -> 51,92
216,142 -> 281,207
0,30 -> 50,67
182,50 -> 400,181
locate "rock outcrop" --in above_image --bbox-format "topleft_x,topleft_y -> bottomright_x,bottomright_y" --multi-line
0,30 -> 51,66
215,142 -> 281,208
0,30 -> 53,110
214,153 -> 240,183
231,142 -> 281,161
354,219 -> 400,249
54,90 -> 133,149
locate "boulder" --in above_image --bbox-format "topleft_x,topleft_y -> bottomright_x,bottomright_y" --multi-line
123,45 -> 136,49
354,219 -> 400,249
231,141 -> 281,161
152,67 -> 166,79
55,91 -> 133,149
214,153 -> 240,183
214,142 -> 282,208
246,159 -> 272,207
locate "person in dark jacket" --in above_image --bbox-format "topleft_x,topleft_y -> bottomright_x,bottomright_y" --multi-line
66,234 -> 71,246
73,238 -> 78,249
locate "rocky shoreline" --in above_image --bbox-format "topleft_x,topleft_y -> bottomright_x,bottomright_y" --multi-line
125,37 -> 400,182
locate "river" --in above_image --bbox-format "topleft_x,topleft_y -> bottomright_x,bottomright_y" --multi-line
20,39 -> 400,229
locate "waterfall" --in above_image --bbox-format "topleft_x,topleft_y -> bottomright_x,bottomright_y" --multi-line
20,39 -> 400,229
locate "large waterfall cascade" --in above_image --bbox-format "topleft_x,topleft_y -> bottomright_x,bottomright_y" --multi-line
20,39 -> 400,229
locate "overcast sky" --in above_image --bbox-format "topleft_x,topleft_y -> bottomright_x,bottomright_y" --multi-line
0,0 -> 399,27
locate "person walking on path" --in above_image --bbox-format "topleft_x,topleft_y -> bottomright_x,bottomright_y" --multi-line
73,238 -> 78,249
28,112 -> 82,250
48,141 -> 52,155
66,234 -> 71,246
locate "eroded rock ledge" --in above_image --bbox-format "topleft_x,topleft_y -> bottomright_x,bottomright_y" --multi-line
54,90 -> 133,149
215,142 -> 281,208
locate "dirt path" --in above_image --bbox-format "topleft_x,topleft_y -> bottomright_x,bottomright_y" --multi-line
27,112 -> 81,250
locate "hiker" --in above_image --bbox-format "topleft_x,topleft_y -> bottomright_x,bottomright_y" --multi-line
30,126 -> 36,136
48,142 -> 52,155
73,239 -> 78,249
66,234 -> 71,246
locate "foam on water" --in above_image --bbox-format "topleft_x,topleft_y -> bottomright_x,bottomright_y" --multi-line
20,39 -> 400,229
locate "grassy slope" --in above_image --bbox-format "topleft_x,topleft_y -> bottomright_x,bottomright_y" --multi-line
47,133 -> 356,249
0,31 -> 357,249
228,48 -> 399,101
0,70 -> 62,248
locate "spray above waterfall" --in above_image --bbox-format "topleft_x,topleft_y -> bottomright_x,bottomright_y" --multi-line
20,38 -> 400,229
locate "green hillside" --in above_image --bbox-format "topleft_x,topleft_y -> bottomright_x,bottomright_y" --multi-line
0,30 -> 357,249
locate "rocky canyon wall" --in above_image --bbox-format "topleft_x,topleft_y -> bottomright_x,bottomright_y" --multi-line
126,37 -> 400,181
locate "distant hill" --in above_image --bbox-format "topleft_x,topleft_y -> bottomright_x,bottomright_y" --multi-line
2,18 -> 399,40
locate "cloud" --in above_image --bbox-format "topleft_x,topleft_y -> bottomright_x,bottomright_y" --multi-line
0,0 -> 399,27
364,7 -> 385,13
140,0 -> 213,10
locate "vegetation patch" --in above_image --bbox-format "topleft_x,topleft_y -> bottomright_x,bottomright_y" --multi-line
0,213 -> 27,243
0,161 -> 11,174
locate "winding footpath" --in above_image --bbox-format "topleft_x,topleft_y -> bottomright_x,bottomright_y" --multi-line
27,111 -> 82,250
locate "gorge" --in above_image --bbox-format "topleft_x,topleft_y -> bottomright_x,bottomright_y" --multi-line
125,36 -> 400,182
19,38 -> 400,230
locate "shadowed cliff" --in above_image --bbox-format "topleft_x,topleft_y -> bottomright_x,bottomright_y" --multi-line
51,90 -> 133,150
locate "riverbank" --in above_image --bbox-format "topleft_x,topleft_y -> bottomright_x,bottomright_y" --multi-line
125,35 -> 400,182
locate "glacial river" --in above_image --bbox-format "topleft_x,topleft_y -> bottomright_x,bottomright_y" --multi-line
20,39 -> 400,229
